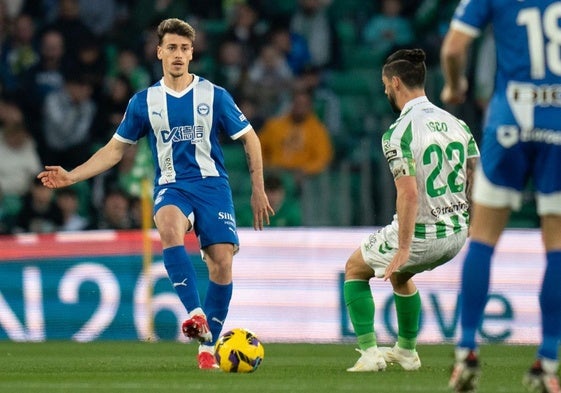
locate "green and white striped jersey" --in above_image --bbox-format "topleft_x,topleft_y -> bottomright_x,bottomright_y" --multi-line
382,96 -> 480,239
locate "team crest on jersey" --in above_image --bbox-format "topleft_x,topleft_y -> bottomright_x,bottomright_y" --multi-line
197,103 -> 210,116
497,125 -> 519,148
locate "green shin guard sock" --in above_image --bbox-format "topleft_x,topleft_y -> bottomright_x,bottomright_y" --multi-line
394,290 -> 421,350
344,280 -> 377,349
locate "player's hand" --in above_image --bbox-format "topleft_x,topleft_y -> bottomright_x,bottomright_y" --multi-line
441,77 -> 468,105
37,166 -> 74,189
383,249 -> 410,281
250,191 -> 275,231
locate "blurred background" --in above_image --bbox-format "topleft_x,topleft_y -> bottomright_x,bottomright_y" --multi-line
0,0 -> 538,233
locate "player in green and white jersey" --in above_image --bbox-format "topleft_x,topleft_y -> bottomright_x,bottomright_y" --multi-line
344,48 -> 479,372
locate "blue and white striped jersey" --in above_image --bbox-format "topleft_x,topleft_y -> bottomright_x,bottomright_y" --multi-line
114,75 -> 252,186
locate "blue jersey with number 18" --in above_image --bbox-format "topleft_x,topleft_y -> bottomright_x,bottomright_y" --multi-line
451,0 -> 561,90
451,0 -> 561,194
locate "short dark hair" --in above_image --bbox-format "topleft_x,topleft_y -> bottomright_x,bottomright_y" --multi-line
382,48 -> 426,89
264,173 -> 283,191
157,18 -> 196,45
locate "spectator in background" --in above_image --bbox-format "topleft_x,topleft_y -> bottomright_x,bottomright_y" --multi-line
93,73 -> 133,145
0,121 -> 42,198
236,171 -> 301,227
224,2 -> 267,68
237,95 -> 265,136
268,23 -> 310,76
138,24 -> 163,84
0,13 -> 39,94
0,99 -> 42,200
114,47 -> 151,92
0,0 -> 10,46
42,70 -> 96,168
246,43 -> 293,118
1,0 -> 24,19
290,0 -> 339,69
45,0 -> 95,62
362,0 -> 414,59
294,64 -> 342,137
0,96 -> 23,128
78,0 -> 117,39
410,0 -> 457,66
20,0 -> 58,26
259,88 -> 334,186
74,35 -> 107,102
186,20 -> 216,81
20,29 -> 67,143
262,172 -> 301,226
55,187 -> 89,231
91,187 -> 135,230
0,185 -> 18,234
215,40 -> 247,98
14,177 -> 62,233
129,0 -> 188,39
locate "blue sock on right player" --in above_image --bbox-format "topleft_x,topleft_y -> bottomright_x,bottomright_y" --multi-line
458,240 -> 494,350
538,250 -> 561,361
163,245 -> 202,313
204,280 -> 233,346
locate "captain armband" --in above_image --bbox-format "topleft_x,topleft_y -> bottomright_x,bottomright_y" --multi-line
388,157 -> 415,180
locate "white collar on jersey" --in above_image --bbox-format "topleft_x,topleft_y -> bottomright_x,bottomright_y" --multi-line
160,75 -> 200,98
401,95 -> 429,114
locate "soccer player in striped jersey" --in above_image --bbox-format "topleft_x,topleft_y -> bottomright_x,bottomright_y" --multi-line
442,1 -> 561,392
344,48 -> 479,373
37,18 -> 274,369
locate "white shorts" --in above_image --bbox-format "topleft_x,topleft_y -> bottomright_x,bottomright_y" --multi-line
360,223 -> 467,278
473,167 -> 561,215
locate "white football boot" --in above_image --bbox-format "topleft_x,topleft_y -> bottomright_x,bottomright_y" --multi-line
379,343 -> 421,371
347,347 -> 387,372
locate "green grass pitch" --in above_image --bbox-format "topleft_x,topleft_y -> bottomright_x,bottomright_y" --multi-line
0,341 -> 543,392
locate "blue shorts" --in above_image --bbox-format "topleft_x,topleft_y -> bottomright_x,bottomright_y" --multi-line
153,177 -> 239,249
482,91 -> 561,195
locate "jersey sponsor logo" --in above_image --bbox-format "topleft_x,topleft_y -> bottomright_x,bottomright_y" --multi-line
521,127 -> 561,145
161,125 -> 204,143
508,84 -> 561,107
430,202 -> 469,218
197,103 -> 210,116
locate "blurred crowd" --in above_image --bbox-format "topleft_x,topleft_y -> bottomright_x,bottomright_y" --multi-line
0,0 -> 497,234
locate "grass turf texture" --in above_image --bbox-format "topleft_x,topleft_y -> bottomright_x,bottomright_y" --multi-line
0,342 -> 543,393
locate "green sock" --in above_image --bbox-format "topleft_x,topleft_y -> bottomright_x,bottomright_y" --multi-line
394,290 -> 421,350
344,280 -> 377,350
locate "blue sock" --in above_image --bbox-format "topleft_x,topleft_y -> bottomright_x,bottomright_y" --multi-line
204,281 -> 233,346
163,245 -> 201,313
538,251 -> 561,360
458,241 -> 494,350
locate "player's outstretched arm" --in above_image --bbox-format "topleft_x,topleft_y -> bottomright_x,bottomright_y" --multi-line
238,129 -> 275,230
37,137 -> 130,189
